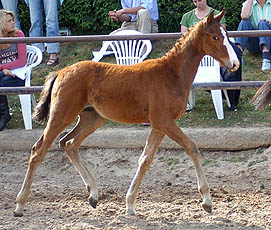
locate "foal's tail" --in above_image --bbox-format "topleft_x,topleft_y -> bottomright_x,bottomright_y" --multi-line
32,72 -> 58,123
252,81 -> 271,110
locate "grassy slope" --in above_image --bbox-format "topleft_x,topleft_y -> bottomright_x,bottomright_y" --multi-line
5,39 -> 271,130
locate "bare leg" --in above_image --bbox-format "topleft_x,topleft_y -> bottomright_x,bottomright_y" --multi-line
126,129 -> 164,215
157,121 -> 212,213
59,106 -> 105,208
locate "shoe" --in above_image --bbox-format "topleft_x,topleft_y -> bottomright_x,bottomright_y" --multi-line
0,113 -> 11,131
186,103 -> 192,111
0,96 -> 11,131
261,59 -> 270,71
229,105 -> 237,112
142,123 -> 150,126
46,57 -> 59,67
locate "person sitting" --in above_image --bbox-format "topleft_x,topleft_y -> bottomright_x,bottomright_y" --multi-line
1,0 -> 21,29
180,0 -> 243,111
108,0 -> 159,34
0,10 -> 26,131
235,0 -> 271,71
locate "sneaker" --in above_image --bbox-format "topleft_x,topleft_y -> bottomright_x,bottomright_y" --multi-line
186,103 -> 192,111
261,59 -> 270,71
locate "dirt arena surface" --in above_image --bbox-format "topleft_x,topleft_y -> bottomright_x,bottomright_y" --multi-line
1,143 -> 271,229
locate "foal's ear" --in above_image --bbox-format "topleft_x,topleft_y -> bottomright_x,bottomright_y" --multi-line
207,10 -> 215,24
215,10 -> 225,22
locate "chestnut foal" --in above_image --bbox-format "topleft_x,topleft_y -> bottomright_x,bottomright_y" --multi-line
14,11 -> 239,217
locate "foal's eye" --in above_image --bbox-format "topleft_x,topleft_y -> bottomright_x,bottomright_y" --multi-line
212,36 -> 218,40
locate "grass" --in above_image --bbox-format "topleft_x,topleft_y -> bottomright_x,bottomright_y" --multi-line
5,39 -> 271,130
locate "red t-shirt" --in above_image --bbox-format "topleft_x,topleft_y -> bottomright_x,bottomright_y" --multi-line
0,30 -> 27,70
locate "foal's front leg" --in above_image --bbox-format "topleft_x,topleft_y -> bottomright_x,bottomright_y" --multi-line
159,122 -> 212,213
126,129 -> 164,215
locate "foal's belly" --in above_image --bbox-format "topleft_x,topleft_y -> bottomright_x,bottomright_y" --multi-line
91,99 -> 149,124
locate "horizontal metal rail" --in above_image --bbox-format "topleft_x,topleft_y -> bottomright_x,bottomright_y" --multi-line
0,81 -> 266,95
0,30 -> 270,44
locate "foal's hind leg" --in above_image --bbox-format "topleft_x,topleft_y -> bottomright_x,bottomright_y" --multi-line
14,122 -> 69,217
155,121 -> 212,213
126,129 -> 164,215
59,106 -> 105,208
14,100 -> 87,217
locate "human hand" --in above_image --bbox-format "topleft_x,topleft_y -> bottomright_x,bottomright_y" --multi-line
115,9 -> 124,19
261,19 -> 271,24
2,69 -> 15,77
108,10 -> 119,22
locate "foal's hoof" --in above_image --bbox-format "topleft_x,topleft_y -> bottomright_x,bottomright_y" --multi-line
13,211 -> 23,217
88,197 -> 98,208
202,203 -> 212,213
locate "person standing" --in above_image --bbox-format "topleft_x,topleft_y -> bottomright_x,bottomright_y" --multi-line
235,0 -> 271,71
25,0 -> 60,66
0,10 -> 27,131
108,0 -> 159,34
180,0 -> 243,111
1,0 -> 21,29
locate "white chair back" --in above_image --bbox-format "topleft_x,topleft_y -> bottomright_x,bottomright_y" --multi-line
92,30 -> 152,65
188,55 -> 230,120
18,45 -> 42,130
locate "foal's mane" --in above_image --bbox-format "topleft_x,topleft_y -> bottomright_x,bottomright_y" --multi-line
162,18 -> 206,60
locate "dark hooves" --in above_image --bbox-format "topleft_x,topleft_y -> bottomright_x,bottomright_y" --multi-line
202,203 -> 212,214
13,211 -> 23,217
88,197 -> 98,208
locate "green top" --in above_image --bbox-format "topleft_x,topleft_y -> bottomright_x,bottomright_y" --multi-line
180,8 -> 226,29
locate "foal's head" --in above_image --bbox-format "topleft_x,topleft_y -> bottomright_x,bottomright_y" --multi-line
199,10 -> 239,72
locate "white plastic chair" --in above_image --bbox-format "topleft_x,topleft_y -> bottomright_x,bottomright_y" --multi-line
92,30 -> 152,64
13,45 -> 42,130
188,55 -> 230,120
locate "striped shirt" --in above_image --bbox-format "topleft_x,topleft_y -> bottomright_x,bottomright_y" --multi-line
242,0 -> 271,28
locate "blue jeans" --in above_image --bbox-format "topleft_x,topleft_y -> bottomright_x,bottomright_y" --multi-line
235,20 -> 271,54
28,0 -> 60,54
0,71 -> 25,105
220,42 -> 243,107
1,0 -> 21,29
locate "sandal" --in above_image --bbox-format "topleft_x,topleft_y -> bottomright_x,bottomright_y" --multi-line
46,58 -> 59,67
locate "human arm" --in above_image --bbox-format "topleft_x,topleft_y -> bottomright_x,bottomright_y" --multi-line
109,6 -> 145,22
240,0 -> 253,20
0,30 -> 27,72
181,25 -> 188,34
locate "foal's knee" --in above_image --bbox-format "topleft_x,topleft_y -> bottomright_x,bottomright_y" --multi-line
29,138 -> 45,165
185,141 -> 200,155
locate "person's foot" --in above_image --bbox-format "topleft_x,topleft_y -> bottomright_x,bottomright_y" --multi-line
0,113 -> 11,131
186,103 -> 192,111
229,105 -> 237,112
142,123 -> 150,126
47,54 -> 59,67
261,59 -> 270,71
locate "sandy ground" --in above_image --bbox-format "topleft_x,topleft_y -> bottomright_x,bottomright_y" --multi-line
1,141 -> 271,229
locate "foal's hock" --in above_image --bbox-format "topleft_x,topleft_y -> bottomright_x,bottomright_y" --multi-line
14,11 -> 239,217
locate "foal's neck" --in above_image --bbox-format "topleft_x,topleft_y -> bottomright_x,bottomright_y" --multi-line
164,29 -> 205,84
